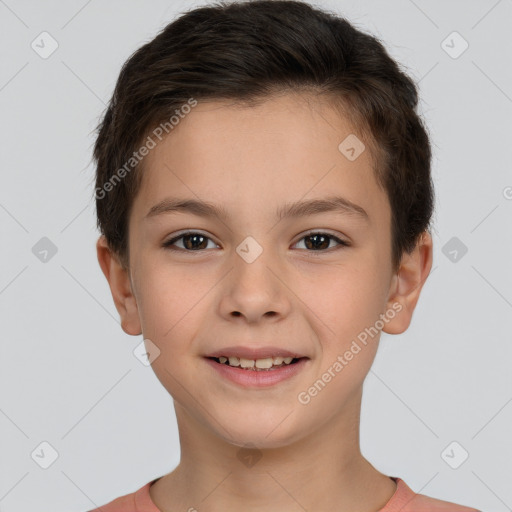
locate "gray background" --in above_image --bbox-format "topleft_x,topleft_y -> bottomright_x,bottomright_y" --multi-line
1,0 -> 511,510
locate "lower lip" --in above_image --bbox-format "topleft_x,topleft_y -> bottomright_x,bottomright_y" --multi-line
204,357 -> 309,387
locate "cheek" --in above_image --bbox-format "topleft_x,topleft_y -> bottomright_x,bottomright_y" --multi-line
133,266 -> 204,393
300,259 -> 389,346
132,261 -> 218,383
132,262 -> 200,342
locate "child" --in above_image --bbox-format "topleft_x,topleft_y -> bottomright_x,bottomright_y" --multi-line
91,1 -> 480,510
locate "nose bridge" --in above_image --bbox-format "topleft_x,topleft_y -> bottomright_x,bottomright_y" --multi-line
233,234 -> 278,294
220,234 -> 290,322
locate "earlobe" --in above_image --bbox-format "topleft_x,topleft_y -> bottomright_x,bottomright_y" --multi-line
96,236 -> 142,336
382,231 -> 433,335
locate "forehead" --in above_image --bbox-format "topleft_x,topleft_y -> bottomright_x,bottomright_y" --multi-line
133,93 -> 389,227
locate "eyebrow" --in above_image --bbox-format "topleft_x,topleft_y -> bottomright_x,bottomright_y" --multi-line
145,196 -> 369,222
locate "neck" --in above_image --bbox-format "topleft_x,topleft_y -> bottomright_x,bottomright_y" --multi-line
150,391 -> 397,512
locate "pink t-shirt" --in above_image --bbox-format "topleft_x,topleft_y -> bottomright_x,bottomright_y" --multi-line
89,476 -> 480,512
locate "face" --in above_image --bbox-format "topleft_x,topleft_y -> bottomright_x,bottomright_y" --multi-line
98,92 -> 432,449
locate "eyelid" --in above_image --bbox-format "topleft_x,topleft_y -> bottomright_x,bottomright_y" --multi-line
292,230 -> 350,252
163,230 -> 220,249
163,229 -> 350,252
294,228 -> 349,243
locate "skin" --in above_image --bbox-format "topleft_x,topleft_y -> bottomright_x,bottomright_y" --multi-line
97,92 -> 433,512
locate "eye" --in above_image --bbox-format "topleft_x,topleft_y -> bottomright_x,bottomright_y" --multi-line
293,232 -> 350,252
163,231 -> 219,252
162,230 -> 350,253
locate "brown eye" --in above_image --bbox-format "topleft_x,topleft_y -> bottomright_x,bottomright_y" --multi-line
294,232 -> 349,252
162,231 -> 349,254
163,232 -> 217,251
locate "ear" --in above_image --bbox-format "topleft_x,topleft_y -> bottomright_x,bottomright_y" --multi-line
382,231 -> 433,335
96,235 -> 142,336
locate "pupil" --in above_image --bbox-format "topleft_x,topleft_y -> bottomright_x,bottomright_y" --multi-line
184,234 -> 207,250
306,234 -> 329,250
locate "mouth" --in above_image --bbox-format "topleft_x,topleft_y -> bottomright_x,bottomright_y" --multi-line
204,353 -> 310,388
207,355 -> 306,371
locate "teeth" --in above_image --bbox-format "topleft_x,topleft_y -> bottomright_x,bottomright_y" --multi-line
239,358 -> 254,368
255,357 -> 273,369
218,355 -> 298,369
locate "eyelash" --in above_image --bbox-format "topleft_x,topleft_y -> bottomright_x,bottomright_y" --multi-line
162,231 -> 350,254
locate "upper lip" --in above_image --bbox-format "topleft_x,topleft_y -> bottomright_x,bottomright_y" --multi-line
205,346 -> 308,360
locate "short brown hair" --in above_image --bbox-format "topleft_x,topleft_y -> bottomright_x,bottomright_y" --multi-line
93,0 -> 434,272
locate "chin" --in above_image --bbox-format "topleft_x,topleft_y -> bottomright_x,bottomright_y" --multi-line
212,410 -> 308,451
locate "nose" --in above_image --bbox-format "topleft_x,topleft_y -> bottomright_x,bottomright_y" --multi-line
218,246 -> 292,324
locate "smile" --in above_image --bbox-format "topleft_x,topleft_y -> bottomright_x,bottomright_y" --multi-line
210,355 -> 300,370
205,356 -> 309,387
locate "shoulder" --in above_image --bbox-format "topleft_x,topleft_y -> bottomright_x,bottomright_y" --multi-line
87,491 -> 137,512
87,480 -> 158,512
385,478 -> 481,512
